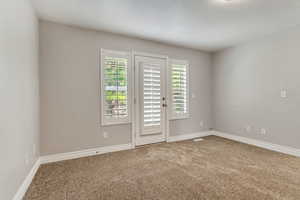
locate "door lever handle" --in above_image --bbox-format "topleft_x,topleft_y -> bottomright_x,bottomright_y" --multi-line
162,104 -> 167,107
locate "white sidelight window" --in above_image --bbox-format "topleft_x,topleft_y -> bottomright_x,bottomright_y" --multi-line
100,49 -> 131,125
169,59 -> 189,120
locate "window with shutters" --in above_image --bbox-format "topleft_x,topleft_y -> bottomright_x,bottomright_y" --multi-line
100,49 -> 131,125
169,59 -> 189,119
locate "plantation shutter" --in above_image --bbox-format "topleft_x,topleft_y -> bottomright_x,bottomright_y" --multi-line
170,60 -> 189,119
101,49 -> 131,125
143,64 -> 161,126
140,62 -> 163,135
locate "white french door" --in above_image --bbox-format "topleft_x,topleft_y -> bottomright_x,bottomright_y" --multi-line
134,55 -> 167,146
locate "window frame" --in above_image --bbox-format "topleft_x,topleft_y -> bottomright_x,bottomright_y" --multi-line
100,49 -> 132,126
168,59 -> 190,120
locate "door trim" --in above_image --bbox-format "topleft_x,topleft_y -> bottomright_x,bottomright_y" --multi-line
131,51 -> 170,147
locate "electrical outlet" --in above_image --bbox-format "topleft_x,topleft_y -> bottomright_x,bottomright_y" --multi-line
103,131 -> 109,138
200,121 -> 204,128
25,153 -> 30,165
33,144 -> 36,156
260,128 -> 267,135
245,126 -> 251,133
280,89 -> 287,98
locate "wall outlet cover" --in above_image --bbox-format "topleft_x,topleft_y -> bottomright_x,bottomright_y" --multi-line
25,154 -> 30,165
245,126 -> 251,133
260,128 -> 267,135
280,90 -> 287,98
33,144 -> 36,156
103,132 -> 109,138
200,121 -> 204,128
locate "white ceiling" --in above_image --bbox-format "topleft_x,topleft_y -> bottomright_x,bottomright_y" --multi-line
32,0 -> 300,52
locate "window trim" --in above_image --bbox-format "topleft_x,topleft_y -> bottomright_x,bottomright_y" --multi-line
168,59 -> 190,120
100,49 -> 132,126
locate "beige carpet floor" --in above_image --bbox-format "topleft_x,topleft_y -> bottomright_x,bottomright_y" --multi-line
24,136 -> 300,200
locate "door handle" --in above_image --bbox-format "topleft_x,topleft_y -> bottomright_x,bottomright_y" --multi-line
162,104 -> 167,107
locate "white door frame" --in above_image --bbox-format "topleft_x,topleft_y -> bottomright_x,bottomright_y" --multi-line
131,51 -> 170,147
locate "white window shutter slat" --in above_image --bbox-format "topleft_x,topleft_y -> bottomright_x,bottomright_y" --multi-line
143,64 -> 162,127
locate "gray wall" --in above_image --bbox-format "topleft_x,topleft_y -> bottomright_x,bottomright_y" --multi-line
212,26 -> 300,149
39,20 -> 212,156
0,0 -> 39,199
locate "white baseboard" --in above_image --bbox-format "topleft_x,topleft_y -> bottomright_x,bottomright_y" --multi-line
13,158 -> 41,200
213,131 -> 300,157
13,131 -> 300,199
40,143 -> 133,164
13,143 -> 133,199
40,132 -> 213,164
167,131 -> 212,143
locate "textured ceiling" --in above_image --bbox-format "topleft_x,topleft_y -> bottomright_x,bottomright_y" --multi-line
32,0 -> 300,51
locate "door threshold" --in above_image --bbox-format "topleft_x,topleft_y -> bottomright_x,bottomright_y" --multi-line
135,141 -> 167,148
